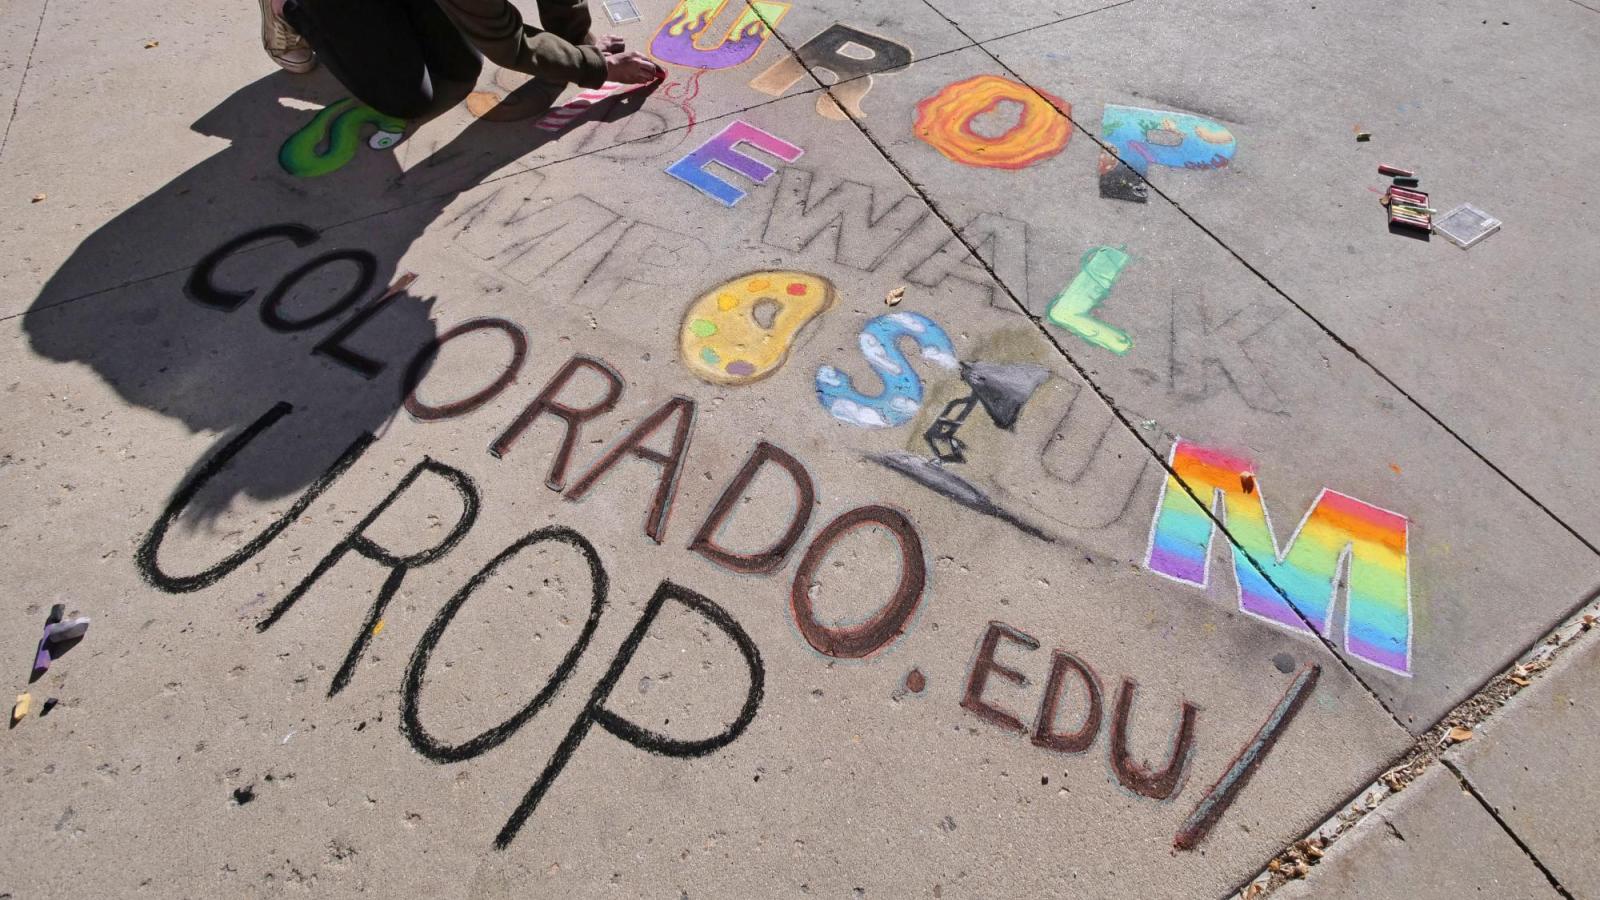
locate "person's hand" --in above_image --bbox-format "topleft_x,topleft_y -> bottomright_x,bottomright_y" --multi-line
604,51 -> 663,84
596,33 -> 626,53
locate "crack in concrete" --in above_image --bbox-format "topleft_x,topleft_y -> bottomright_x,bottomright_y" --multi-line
1443,758 -> 1577,900
0,0 -> 50,167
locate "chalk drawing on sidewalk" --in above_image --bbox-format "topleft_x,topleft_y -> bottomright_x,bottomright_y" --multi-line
680,271 -> 837,385
533,80 -> 655,132
666,120 -> 803,206
1175,663 -> 1320,850
279,98 -> 405,178
1144,439 -> 1414,675
924,361 -> 1051,462
1098,105 -> 1237,203
913,75 -> 1071,170
962,622 -> 1198,801
816,312 -> 958,428
1046,245 -> 1133,355
749,23 -> 912,120
649,0 -> 790,69
869,452 -> 1055,541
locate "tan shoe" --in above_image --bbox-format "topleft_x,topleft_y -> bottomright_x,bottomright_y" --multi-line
259,0 -> 315,74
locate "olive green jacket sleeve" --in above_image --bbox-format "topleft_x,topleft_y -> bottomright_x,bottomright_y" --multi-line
434,0 -> 608,87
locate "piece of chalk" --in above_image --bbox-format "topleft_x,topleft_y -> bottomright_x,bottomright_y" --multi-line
46,617 -> 90,645
1393,176 -> 1420,187
1378,163 -> 1415,177
46,604 -> 65,625
12,693 -> 30,724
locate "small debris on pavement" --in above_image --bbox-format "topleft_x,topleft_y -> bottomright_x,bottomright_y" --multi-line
144,40 -> 159,49
1434,203 -> 1501,249
39,697 -> 58,716
885,286 -> 906,306
31,194 -> 46,203
1240,472 -> 1256,494
1509,675 -> 1531,687
372,619 -> 385,637
1446,725 -> 1474,744
12,692 -> 31,725
1354,126 -> 1371,142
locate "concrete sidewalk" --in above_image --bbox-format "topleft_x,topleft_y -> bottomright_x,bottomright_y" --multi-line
0,0 -> 1596,896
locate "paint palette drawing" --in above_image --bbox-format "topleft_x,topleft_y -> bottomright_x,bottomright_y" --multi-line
1434,203 -> 1501,249
604,0 -> 641,24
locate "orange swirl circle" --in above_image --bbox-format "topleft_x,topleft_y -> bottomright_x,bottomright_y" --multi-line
914,75 -> 1072,170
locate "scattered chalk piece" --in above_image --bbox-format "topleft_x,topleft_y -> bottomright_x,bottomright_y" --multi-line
12,693 -> 31,726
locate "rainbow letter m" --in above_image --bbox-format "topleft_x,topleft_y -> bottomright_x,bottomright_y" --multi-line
1144,439 -> 1412,676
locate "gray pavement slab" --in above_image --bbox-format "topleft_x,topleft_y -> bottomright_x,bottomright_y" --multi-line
0,0 -> 47,162
921,0 -> 1132,46
805,40 -> 1600,730
1451,632 -> 1600,899
987,0 -> 1600,546
1275,765 -> 1561,900
0,84 -> 1414,898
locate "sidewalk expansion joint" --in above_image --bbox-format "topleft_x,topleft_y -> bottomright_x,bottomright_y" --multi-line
1236,591 -> 1600,899
0,0 -> 51,167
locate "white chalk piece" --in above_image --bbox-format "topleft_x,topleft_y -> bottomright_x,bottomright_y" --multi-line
603,0 -> 640,24
46,617 -> 90,645
1434,203 -> 1501,249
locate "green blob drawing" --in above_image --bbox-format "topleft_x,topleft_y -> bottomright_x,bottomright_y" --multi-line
1046,245 -> 1133,355
279,98 -> 407,178
690,318 -> 719,338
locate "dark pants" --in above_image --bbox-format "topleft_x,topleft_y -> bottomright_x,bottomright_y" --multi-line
284,0 -> 482,120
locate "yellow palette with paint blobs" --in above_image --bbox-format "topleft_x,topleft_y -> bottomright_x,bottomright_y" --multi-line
680,271 -> 837,385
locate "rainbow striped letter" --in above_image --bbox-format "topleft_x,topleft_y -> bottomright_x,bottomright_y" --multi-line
1144,439 -> 1412,675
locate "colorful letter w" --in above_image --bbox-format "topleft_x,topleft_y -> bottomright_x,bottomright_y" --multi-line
1144,439 -> 1412,676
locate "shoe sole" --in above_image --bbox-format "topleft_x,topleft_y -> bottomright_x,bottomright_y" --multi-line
272,55 -> 317,74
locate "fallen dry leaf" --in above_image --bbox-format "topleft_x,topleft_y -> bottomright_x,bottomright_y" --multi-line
145,40 -> 159,49
1240,472 -> 1256,494
1447,726 -> 1474,744
885,286 -> 906,306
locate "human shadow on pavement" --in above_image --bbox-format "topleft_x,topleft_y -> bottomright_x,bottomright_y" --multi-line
22,67 -> 671,519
